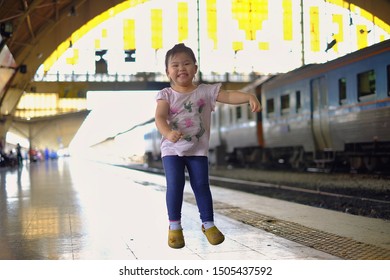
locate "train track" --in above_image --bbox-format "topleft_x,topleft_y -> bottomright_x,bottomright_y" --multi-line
208,174 -> 390,220
120,163 -> 390,220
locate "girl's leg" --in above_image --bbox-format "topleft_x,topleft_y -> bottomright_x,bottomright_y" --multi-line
186,156 -> 224,246
162,156 -> 186,222
185,156 -> 214,223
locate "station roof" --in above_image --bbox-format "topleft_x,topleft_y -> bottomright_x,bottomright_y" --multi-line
0,0 -> 75,58
1,0 -> 390,62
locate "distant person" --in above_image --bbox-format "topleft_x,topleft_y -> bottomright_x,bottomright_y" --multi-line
16,143 -> 23,166
155,43 -> 262,249
44,148 -> 49,160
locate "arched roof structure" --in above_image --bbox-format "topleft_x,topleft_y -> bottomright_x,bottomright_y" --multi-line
1,0 -> 390,149
1,0 -> 390,110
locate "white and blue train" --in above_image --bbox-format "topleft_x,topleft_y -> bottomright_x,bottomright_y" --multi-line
144,39 -> 390,172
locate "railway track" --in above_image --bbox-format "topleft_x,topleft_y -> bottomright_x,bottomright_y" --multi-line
207,174 -> 390,220
122,163 -> 390,220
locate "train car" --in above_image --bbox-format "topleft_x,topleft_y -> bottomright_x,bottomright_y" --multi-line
259,39 -> 390,171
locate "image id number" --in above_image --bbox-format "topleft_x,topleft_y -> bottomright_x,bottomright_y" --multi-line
212,266 -> 272,276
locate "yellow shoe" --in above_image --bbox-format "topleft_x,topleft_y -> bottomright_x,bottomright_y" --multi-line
168,229 -> 185,249
202,225 -> 225,245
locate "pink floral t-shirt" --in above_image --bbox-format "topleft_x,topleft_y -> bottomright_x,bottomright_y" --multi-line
156,83 -> 221,157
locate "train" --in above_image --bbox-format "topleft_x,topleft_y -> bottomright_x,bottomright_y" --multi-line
143,39 -> 390,173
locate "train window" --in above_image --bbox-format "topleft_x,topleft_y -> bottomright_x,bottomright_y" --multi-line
387,65 -> 390,96
339,78 -> 347,105
266,98 -> 274,117
236,106 -> 242,121
357,70 -> 376,101
281,94 -> 290,115
296,91 -> 301,113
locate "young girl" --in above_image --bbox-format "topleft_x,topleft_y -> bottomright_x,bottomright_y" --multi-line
155,43 -> 261,249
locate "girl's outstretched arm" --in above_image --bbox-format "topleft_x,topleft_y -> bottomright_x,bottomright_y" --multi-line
217,90 -> 262,112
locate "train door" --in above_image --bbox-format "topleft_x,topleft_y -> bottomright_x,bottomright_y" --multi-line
310,77 -> 332,152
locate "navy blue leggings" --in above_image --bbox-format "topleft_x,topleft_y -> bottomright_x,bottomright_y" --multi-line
162,156 -> 214,223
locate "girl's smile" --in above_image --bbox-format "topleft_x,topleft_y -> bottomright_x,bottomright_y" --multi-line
166,52 -> 198,90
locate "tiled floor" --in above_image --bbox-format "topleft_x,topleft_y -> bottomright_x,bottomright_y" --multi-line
0,158 -> 344,260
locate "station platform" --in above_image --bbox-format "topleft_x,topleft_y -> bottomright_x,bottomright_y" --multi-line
0,157 -> 389,260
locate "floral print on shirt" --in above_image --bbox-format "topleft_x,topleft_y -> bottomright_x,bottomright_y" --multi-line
171,97 -> 207,142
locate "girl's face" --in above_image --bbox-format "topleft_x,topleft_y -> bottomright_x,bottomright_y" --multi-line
166,52 -> 197,88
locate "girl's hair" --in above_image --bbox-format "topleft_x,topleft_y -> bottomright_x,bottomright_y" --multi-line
165,43 -> 197,70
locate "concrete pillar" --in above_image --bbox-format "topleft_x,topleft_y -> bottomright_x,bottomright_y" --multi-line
0,115 -> 13,152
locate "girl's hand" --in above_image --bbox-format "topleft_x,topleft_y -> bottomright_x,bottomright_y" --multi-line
249,94 -> 262,112
166,130 -> 183,143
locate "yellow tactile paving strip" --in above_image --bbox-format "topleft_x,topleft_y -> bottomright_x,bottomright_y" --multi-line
184,194 -> 390,260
